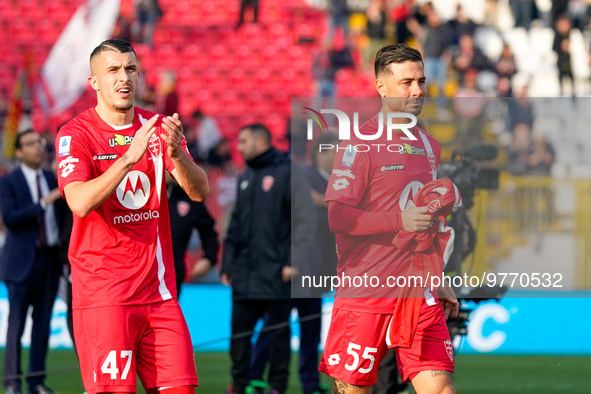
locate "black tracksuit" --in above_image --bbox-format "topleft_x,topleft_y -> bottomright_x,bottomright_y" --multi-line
222,148 -> 315,394
167,183 -> 218,296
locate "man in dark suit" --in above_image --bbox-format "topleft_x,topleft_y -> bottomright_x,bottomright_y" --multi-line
0,130 -> 63,394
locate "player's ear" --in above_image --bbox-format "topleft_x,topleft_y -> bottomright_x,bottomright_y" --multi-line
375,77 -> 386,97
88,75 -> 99,91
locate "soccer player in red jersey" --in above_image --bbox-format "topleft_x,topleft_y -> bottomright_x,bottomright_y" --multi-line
318,44 -> 459,394
55,39 -> 208,394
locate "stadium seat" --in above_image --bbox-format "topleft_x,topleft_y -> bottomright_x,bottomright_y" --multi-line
235,45 -> 261,70
255,68 -> 271,87
222,89 -> 247,115
281,69 -> 296,87
211,44 -> 234,70
269,23 -> 292,48
289,45 -> 312,71
229,67 -> 247,91
203,67 -> 219,87
202,1 -> 221,24
273,90 -> 291,116
216,24 -> 241,48
262,45 -> 287,70
266,113 -> 286,139
17,0 -> 38,17
241,23 -> 265,48
190,24 -> 211,43
36,19 -> 57,44
184,44 -> 210,70
156,44 -> 176,67
0,0 -> 15,19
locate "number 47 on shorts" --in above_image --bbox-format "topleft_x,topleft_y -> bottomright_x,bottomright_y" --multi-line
101,350 -> 133,380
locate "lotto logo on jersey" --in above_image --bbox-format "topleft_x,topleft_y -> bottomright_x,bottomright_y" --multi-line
59,156 -> 79,178
116,171 -> 151,209
108,134 -> 134,147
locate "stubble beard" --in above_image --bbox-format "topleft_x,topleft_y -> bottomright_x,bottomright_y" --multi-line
113,99 -> 134,111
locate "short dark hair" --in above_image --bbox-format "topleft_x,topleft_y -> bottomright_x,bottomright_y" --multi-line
374,44 -> 423,78
311,132 -> 339,166
15,129 -> 37,150
90,39 -> 136,64
240,123 -> 271,146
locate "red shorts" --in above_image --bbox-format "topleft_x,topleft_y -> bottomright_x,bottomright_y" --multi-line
319,300 -> 454,386
73,299 -> 198,394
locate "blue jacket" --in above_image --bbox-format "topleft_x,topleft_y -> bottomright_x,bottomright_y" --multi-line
0,167 -> 62,283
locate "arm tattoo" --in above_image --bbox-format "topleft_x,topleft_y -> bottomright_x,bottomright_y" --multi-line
431,370 -> 453,378
121,153 -> 133,169
332,379 -> 366,394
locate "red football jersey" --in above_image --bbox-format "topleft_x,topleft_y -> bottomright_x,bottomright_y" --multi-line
324,115 -> 441,313
56,107 -> 191,309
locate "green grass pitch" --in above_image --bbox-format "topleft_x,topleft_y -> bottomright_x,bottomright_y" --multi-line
2,350 -> 590,394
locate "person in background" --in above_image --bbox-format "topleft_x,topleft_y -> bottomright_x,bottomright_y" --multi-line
364,0 -> 387,69
447,5 -> 478,46
167,174 -> 218,296
248,132 -> 339,394
314,27 -> 355,106
510,0 -> 537,30
237,0 -> 259,27
507,123 -> 531,175
329,0 -> 351,40
553,14 -> 575,96
495,43 -> 517,79
133,0 -> 163,46
222,123 -> 315,394
192,110 -> 222,162
0,130 -> 63,394
526,133 -> 555,175
452,34 -> 494,81
418,10 -> 453,119
157,70 -> 179,116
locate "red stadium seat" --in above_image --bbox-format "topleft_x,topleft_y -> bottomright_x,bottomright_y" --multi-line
202,1 -> 221,24
0,0 -> 16,19
281,69 -> 296,87
239,113 -> 256,128
222,89 -> 246,115
183,44 -> 209,70
273,90 -> 290,116
18,0 -> 38,17
216,24 -> 240,48
262,45 -> 287,70
241,23 -> 265,48
266,113 -> 286,139
269,23 -> 291,48
235,45 -> 260,70
210,44 -> 234,70
289,45 -> 312,72
255,68 -> 271,88
229,68 -> 247,91
9,18 -> 26,39
36,19 -> 56,44
190,24 -> 210,43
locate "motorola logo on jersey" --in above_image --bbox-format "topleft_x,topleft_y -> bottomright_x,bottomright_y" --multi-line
399,181 -> 424,211
116,171 -> 151,209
